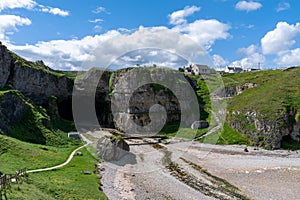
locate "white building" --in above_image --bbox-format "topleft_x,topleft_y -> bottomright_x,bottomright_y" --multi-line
184,64 -> 213,75
225,66 -> 243,73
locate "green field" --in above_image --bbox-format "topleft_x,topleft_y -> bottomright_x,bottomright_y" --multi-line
0,135 -> 106,199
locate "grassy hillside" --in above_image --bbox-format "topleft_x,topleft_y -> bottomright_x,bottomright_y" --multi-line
0,135 -> 106,199
0,134 -> 77,173
223,67 -> 300,117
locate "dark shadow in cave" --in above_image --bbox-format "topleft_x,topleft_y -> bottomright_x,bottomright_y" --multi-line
57,97 -> 73,121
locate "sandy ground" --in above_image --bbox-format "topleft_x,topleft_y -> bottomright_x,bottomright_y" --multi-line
94,135 -> 300,200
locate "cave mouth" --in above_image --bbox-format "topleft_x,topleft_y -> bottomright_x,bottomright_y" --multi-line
57,97 -> 73,121
281,134 -> 300,150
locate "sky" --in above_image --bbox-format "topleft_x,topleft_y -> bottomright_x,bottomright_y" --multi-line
1,0 -> 300,71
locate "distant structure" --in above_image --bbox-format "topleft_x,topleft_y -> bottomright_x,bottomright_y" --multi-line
184,64 -> 214,75
225,62 -> 262,73
68,132 -> 80,139
225,66 -> 243,73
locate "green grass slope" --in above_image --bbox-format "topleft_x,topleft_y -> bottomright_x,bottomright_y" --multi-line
224,67 -> 300,116
0,135 -> 106,199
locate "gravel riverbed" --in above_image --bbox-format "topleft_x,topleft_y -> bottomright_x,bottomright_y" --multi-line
96,138 -> 300,200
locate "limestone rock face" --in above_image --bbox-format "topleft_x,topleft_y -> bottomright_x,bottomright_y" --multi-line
229,110 -> 295,149
215,83 -> 260,98
0,90 -> 48,143
291,118 -> 300,141
74,68 -> 198,132
0,43 -> 13,88
0,43 -> 73,105
11,63 -> 73,104
96,136 -> 130,161
0,91 -> 30,132
110,68 -> 197,134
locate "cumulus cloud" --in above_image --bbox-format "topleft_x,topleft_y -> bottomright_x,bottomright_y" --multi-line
3,6 -> 230,71
39,6 -> 69,17
231,45 -> 265,69
8,27 -> 212,71
213,54 -> 228,67
7,31 -> 120,70
0,15 -> 31,41
173,19 -> 231,50
168,6 -> 231,50
168,6 -> 200,25
275,48 -> 300,66
261,22 -> 300,55
235,1 -> 262,12
111,49 -> 188,69
0,0 -> 69,16
0,0 -> 36,11
276,2 -> 290,12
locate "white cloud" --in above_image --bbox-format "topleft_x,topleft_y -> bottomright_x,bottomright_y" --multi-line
235,1 -> 262,12
238,44 -> 258,55
7,31 -> 120,70
213,54 -> 228,67
174,19 -> 231,50
0,0 -> 36,11
276,2 -> 290,12
40,7 -> 69,17
168,6 -> 230,50
0,15 -> 31,41
0,0 -> 69,17
261,22 -> 300,55
89,18 -> 104,23
7,27 -> 213,71
231,45 -> 265,69
275,48 -> 300,67
93,6 -> 109,14
168,6 -> 200,25
93,25 -> 102,32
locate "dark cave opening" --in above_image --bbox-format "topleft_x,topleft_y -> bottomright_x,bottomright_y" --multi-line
57,97 -> 73,121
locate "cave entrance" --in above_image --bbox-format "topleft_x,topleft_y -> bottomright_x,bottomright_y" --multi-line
57,97 -> 73,121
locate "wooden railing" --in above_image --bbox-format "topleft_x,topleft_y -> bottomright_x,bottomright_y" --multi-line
0,169 -> 27,200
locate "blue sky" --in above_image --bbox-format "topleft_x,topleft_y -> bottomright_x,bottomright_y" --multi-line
1,0 -> 300,70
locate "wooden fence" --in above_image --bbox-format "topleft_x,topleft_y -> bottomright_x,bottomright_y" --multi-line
0,169 -> 27,200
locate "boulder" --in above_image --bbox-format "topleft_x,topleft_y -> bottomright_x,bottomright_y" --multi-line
96,136 -> 130,161
191,121 -> 209,129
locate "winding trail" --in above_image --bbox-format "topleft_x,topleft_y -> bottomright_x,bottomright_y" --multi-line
27,134 -> 90,173
194,110 -> 222,141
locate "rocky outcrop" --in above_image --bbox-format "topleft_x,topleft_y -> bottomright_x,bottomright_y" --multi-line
10,62 -> 73,104
229,110 -> 296,149
74,68 -> 199,132
291,118 -> 300,141
110,68 -> 198,134
215,83 -> 260,98
96,136 -> 130,161
0,90 -> 48,144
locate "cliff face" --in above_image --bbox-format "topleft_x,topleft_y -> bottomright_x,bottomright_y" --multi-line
229,110 -> 296,149
223,68 -> 300,149
0,90 -> 48,144
0,43 -> 74,144
0,44 -> 13,88
73,68 -> 199,132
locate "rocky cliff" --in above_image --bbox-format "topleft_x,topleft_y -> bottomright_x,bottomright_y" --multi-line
223,68 -> 300,149
0,43 -> 74,144
73,67 -> 202,133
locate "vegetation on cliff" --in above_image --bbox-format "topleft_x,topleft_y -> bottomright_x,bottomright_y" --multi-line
223,67 -> 300,149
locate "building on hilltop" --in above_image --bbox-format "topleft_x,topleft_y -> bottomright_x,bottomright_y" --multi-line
225,66 -> 243,73
184,64 -> 214,75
